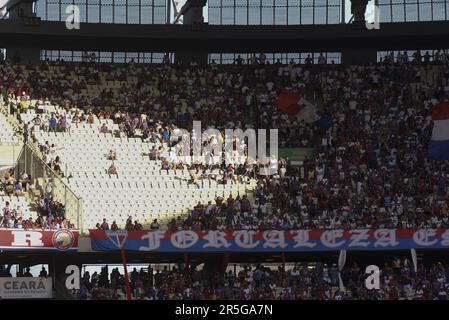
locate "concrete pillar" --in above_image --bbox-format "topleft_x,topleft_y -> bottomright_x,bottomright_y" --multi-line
350,0 -> 369,24
175,0 -> 208,65
6,1 -> 41,64
6,45 -> 41,64
341,49 -> 378,65
50,257 -> 81,299
7,0 -> 36,20
182,0 -> 206,24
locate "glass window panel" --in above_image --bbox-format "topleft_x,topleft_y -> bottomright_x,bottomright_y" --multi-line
152,53 -> 166,63
59,50 -> 72,61
72,51 -> 83,62
114,52 -> 126,63
154,0 -> 167,23
261,0 -> 274,25
126,52 -> 138,62
391,2 -> 405,22
47,3 -> 60,21
85,0 -> 99,21
248,0 -> 261,25
35,0 -> 47,19
287,0 -> 300,25
379,3 -> 392,23
405,3 -> 418,22
114,0 -> 127,24
101,0 -> 114,23
301,1 -> 314,24
274,0 -> 287,25
433,1 -> 447,21
418,2 -> 432,21
99,52 -> 113,62
128,3 -> 141,24
60,1 -> 69,22
235,0 -> 248,25
141,4 -> 154,24
77,2 -> 87,23
222,6 -> 234,24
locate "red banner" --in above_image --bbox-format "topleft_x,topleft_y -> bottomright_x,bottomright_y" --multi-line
0,229 -> 79,251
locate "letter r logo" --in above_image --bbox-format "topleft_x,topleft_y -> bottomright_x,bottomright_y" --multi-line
11,231 -> 44,247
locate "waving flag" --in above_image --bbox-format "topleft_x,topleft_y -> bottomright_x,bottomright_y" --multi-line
276,89 -> 321,123
276,89 -> 302,116
428,101 -> 449,160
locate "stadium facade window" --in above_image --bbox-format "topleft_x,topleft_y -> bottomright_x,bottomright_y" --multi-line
34,0 -> 168,24
377,0 -> 449,23
208,52 -> 341,64
40,50 -> 172,63
377,49 -> 449,62
207,0 -> 342,25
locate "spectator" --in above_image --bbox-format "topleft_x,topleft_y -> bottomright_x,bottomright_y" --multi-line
23,267 -> 33,277
107,162 -> 118,177
111,220 -> 118,231
100,218 -> 109,231
39,267 -> 48,278
150,219 -> 160,230
107,149 -> 117,161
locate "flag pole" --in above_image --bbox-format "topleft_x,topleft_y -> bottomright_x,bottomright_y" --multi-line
121,248 -> 132,300
263,159 -> 272,193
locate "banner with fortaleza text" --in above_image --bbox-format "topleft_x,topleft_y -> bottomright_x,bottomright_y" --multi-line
89,229 -> 449,252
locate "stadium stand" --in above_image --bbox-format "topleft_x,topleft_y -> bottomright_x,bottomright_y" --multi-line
71,257 -> 449,300
16,100 -> 257,230
1,57 -> 449,232
0,113 -> 19,145
1,0 -> 449,303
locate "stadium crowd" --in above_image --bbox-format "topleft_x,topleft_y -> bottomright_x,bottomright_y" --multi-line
1,195 -> 73,230
73,257 -> 449,300
1,167 -> 74,229
83,56 -> 449,232
1,52 -> 449,232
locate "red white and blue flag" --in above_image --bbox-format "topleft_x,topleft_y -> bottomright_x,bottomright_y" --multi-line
276,89 -> 320,123
428,101 -> 449,160
105,230 -> 128,249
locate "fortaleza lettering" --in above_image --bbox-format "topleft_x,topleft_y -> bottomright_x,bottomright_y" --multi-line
175,305 -> 209,318
90,228 -> 449,252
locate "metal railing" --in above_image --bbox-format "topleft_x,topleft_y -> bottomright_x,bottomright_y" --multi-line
13,142 -> 83,232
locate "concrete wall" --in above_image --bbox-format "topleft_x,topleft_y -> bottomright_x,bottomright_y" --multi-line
341,49 -> 378,65
6,45 -> 40,64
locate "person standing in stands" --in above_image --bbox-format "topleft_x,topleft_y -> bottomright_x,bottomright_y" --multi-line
125,218 -> 134,231
23,122 -> 29,143
111,221 -> 118,231
149,146 -> 158,160
134,221 -> 142,230
107,162 -> 118,177
150,219 -> 160,230
59,115 -> 67,132
100,123 -> 109,134
49,114 -> 57,133
100,218 -> 109,230
44,179 -> 53,198
39,266 -> 48,278
33,114 -> 41,131
23,267 -> 33,277
188,165 -> 200,189
2,201 -> 10,219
